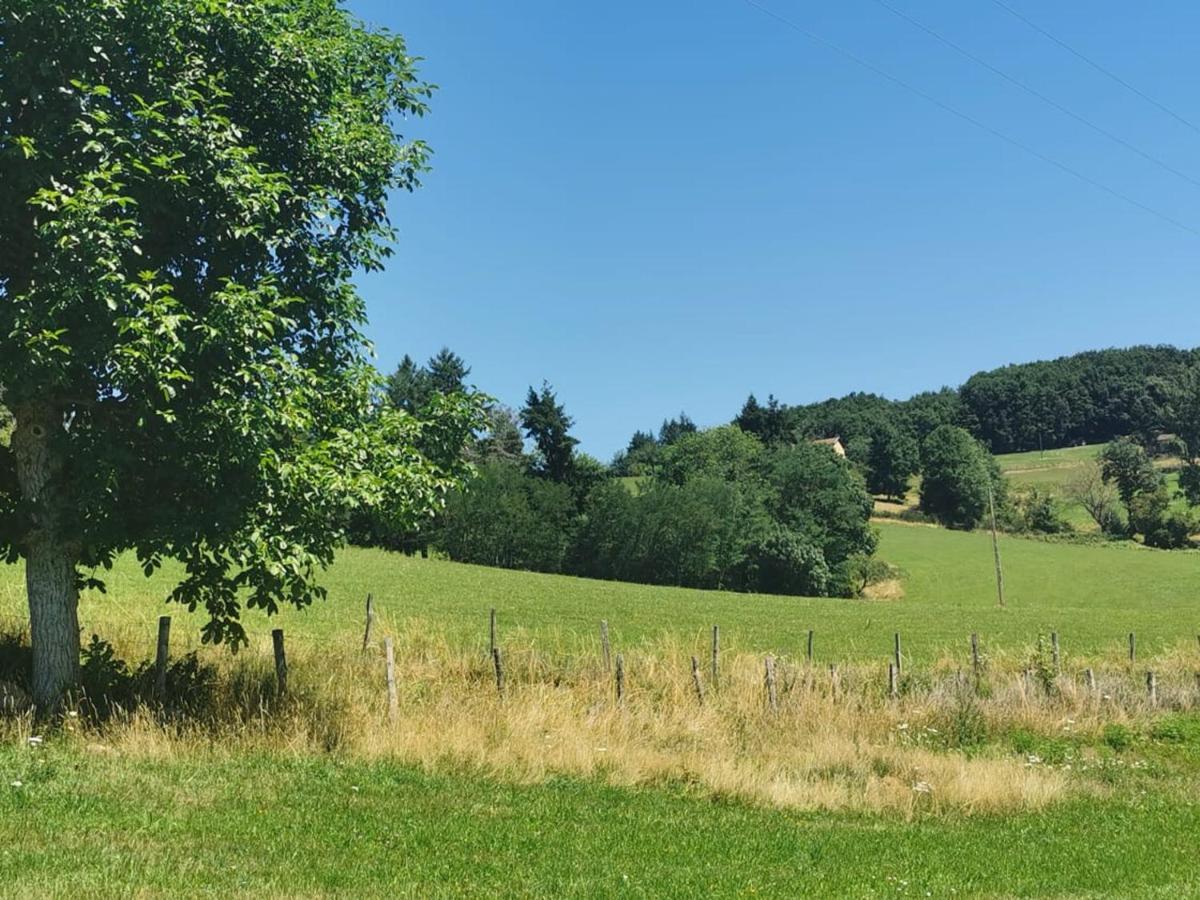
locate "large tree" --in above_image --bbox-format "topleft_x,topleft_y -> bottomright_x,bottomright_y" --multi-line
919,425 -> 1004,529
0,0 -> 482,709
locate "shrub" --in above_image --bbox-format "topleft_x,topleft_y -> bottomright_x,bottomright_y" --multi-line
1103,724 -> 1134,752
1125,485 -> 1194,549
1012,488 -> 1072,534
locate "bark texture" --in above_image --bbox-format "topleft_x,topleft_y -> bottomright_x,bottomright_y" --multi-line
10,404 -> 79,711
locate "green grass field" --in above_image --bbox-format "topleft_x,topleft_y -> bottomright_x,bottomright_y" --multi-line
2,744 -> 1199,897
2,522 -> 1192,665
1,523 -> 1199,896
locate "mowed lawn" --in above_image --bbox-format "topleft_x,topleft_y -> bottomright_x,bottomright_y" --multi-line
0,522 -> 1196,665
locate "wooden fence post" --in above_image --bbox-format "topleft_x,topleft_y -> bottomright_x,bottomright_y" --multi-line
893,633 -> 902,677
1147,670 -> 1158,708
711,625 -> 720,686
384,637 -> 398,722
807,629 -> 814,663
154,615 -> 171,702
888,662 -> 898,700
489,608 -> 497,654
970,632 -> 980,681
492,646 -> 505,695
600,620 -> 612,672
362,593 -> 374,653
1085,668 -> 1096,693
1051,632 -> 1060,673
615,654 -> 625,704
1128,632 -> 1136,664
764,656 -> 778,712
691,656 -> 705,705
272,629 -> 287,695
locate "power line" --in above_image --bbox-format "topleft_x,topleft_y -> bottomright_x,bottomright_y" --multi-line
868,0 -> 1200,191
739,0 -> 1200,238
988,0 -> 1200,137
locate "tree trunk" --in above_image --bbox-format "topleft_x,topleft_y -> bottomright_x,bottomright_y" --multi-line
11,404 -> 79,711
25,538 -> 79,710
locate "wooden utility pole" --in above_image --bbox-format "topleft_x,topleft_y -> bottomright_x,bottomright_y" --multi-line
988,483 -> 1005,608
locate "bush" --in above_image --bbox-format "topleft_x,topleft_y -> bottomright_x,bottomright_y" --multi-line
1012,487 -> 1072,534
847,556 -> 899,596
1125,485 -> 1193,549
1103,724 -> 1134,752
1144,510 -> 1195,550
743,526 -> 831,596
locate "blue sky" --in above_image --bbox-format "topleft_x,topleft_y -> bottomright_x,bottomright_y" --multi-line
349,0 -> 1200,459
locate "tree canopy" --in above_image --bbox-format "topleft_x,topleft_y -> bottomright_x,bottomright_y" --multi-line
918,426 -> 1003,530
0,0 -> 483,707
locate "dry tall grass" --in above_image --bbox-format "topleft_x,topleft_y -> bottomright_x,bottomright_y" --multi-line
12,622 -> 1197,820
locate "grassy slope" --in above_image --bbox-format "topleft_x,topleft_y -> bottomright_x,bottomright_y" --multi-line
877,443 -> 1186,530
2,522 -> 1194,665
1,747 -> 1198,898
997,443 -> 1185,529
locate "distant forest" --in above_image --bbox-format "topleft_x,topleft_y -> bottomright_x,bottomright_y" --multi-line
722,345 -> 1197,458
